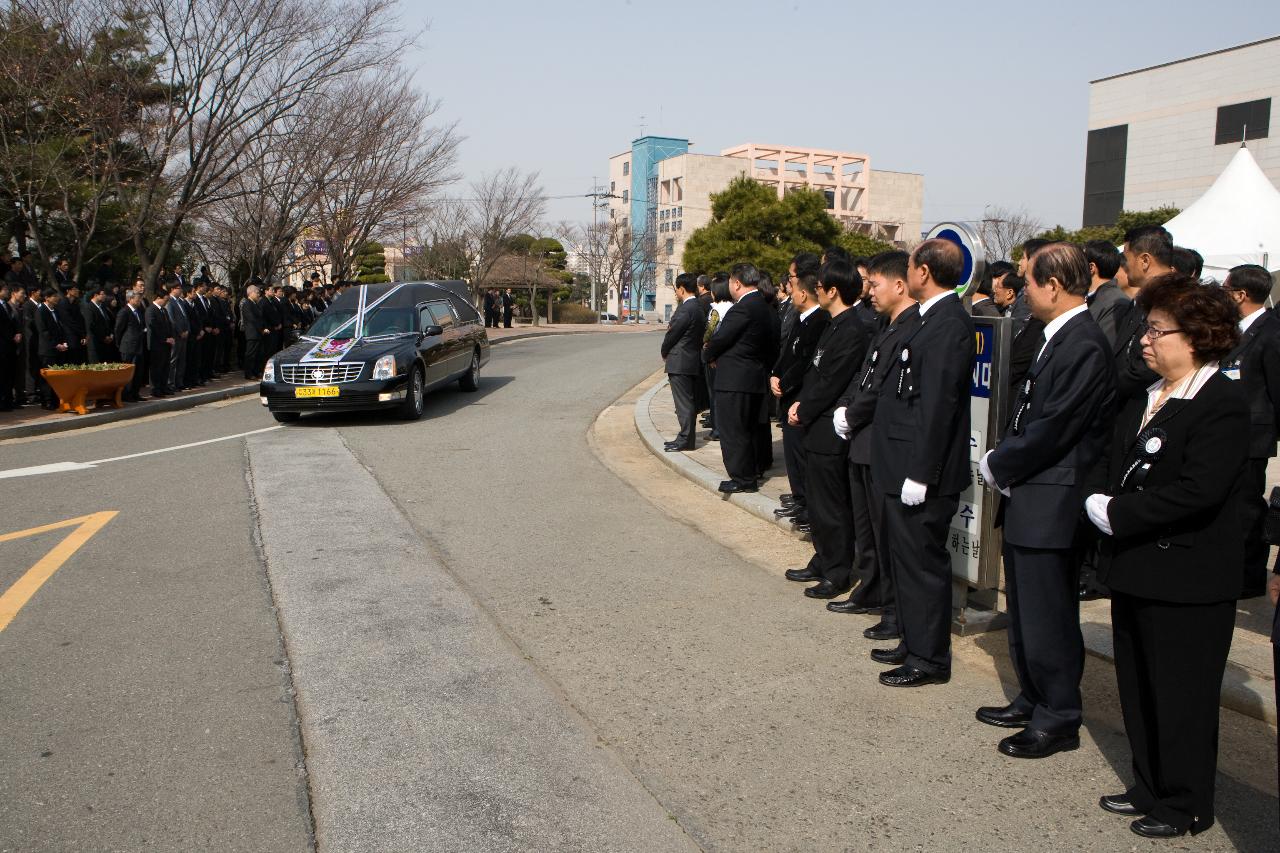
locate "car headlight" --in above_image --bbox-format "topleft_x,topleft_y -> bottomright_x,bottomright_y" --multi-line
372,355 -> 398,380
262,359 -> 275,382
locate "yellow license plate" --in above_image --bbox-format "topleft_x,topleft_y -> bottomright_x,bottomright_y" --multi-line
295,386 -> 339,398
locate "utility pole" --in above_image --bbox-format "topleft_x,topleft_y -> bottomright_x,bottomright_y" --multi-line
585,181 -> 619,323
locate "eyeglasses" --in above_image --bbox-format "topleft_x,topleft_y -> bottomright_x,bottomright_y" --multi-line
1140,323 -> 1183,341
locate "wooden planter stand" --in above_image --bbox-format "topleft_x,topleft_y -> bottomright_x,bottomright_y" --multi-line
40,365 -> 135,415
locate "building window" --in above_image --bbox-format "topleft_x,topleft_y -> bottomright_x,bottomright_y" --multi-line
824,190 -> 835,209
623,162 -> 630,176
674,220 -> 681,231
610,181 -> 615,193
666,238 -> 674,255
622,190 -> 628,203
665,269 -> 673,285
1215,98 -> 1271,145
1082,124 -> 1128,227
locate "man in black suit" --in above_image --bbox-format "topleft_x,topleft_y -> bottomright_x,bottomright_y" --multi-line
770,271 -> 829,526
194,281 -> 217,381
977,243 -> 1116,758
146,292 -> 175,396
83,288 -> 116,363
0,283 -> 18,410
828,251 -> 920,636
1222,264 -> 1280,599
1114,226 -> 1173,400
969,275 -> 1003,317
35,288 -> 70,408
782,258 -> 870,598
212,284 -> 235,373
661,273 -> 708,451
703,263 -> 780,493
1084,240 -> 1129,349
502,288 -> 515,328
114,290 -> 148,401
56,284 -> 88,364
182,286 -> 207,387
240,284 -> 269,380
870,239 -> 974,687
261,284 -> 283,356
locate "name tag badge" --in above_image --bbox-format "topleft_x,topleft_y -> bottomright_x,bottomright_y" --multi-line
813,349 -> 823,367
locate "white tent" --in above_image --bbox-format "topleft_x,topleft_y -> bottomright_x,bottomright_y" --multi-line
1162,145 -> 1280,279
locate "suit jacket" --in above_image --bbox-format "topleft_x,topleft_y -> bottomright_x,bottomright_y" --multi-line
83,299 -> 114,361
772,308 -> 830,409
165,296 -> 191,336
145,302 -> 172,350
870,292 -> 974,495
1086,280 -> 1130,349
661,297 -> 707,375
1097,372 -> 1250,603
839,304 -> 921,466
1008,291 -> 1032,334
853,300 -> 880,336
36,303 -> 68,360
703,290 -> 780,393
778,298 -> 797,342
240,298 -> 266,340
57,297 -> 86,342
22,298 -> 39,358
797,307 -> 870,455
114,304 -> 145,357
0,300 -> 19,358
1113,301 -> 1158,400
988,310 -> 1117,549
970,297 -> 1003,318
1223,310 -> 1280,459
1006,316 -> 1045,410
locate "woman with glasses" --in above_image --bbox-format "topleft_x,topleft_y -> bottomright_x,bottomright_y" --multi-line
1084,272 -> 1248,839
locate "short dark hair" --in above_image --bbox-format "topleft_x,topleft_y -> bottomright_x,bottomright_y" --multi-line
911,239 -> 964,288
1030,243 -> 1091,297
41,287 -> 58,300
794,273 -> 819,298
866,250 -> 909,282
1136,272 -> 1240,362
757,271 -> 777,305
1083,240 -> 1122,279
1021,238 -> 1050,258
675,272 -> 698,293
1124,225 -> 1174,266
818,258 -> 861,304
974,273 -> 993,297
730,263 -> 761,288
1002,274 -> 1026,295
988,260 -> 1016,278
822,245 -> 850,264
852,256 -> 870,270
1171,246 -> 1204,279
1224,264 -> 1273,305
792,252 -> 821,277
710,273 -> 731,302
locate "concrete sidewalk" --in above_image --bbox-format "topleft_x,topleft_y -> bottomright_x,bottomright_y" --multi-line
635,376 -> 1279,726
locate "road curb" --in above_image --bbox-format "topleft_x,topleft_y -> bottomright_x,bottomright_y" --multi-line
632,377 -> 809,542
633,377 -> 1277,725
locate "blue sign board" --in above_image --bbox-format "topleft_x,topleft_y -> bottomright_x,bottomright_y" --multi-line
971,324 -> 993,399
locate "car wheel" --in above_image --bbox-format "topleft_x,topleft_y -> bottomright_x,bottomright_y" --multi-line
458,349 -> 480,392
399,364 -> 425,420
272,411 -> 301,424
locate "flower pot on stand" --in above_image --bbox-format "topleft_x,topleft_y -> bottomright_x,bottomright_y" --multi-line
40,365 -> 136,415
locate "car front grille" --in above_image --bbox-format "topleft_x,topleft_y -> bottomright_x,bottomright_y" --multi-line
279,362 -> 364,384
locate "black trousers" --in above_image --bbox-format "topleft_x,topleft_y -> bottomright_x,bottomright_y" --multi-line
122,350 -> 146,398
881,492 -> 958,675
714,390 -> 764,487
1003,543 -> 1084,735
780,418 -> 808,504
848,462 -> 893,623
0,353 -> 14,408
11,340 -> 27,402
668,373 -> 698,448
184,337 -> 201,386
1111,592 -> 1234,833
503,309 -> 513,328
244,339 -> 264,380
149,342 -> 171,392
703,365 -> 717,429
1242,458 -> 1269,598
804,449 -> 855,588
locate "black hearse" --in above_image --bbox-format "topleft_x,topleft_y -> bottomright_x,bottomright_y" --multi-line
260,281 -> 490,422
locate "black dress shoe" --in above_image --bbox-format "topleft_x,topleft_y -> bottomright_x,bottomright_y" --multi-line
976,703 -> 1033,729
863,622 -> 900,641
718,481 -> 757,494
870,646 -> 907,664
774,505 -> 803,518
708,431 -> 720,441
785,567 -> 822,582
1129,816 -> 1186,838
826,597 -> 876,614
792,521 -> 811,533
1099,794 -> 1141,816
997,728 -> 1079,759
879,665 -> 949,687
803,580 -> 850,599
779,493 -> 796,506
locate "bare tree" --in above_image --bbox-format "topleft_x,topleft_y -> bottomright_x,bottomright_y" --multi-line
306,74 -> 460,282
118,0 -> 409,291
556,216 -> 632,313
463,168 -> 546,297
976,205 -> 1044,263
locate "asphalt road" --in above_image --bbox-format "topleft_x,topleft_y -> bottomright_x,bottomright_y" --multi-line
1,332 -> 1277,852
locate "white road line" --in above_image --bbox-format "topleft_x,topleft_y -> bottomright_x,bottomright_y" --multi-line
0,426 -> 283,480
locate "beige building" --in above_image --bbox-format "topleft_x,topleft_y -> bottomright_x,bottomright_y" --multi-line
606,141 -> 924,321
1084,36 -> 1279,225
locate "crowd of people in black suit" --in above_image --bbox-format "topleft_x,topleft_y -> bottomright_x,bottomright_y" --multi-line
659,229 -> 1280,840
481,288 -> 514,329
0,254 -> 347,411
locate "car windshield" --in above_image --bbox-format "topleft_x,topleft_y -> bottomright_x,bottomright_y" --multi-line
306,305 -> 416,339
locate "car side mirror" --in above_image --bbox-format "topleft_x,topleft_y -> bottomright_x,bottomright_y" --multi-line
422,324 -> 444,337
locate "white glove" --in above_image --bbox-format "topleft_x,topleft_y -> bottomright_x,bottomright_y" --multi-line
979,450 -> 1011,497
833,406 -> 851,439
900,478 -> 928,506
1085,493 -> 1114,535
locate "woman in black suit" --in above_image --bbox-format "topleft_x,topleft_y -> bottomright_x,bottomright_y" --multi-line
1085,273 -> 1247,839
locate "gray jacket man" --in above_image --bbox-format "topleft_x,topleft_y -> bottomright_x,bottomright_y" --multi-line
165,285 -> 191,389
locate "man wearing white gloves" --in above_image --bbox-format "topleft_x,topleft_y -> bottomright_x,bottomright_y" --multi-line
868,240 -> 975,688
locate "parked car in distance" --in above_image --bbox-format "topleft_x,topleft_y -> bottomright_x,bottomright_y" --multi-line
260,281 -> 490,423
599,312 -> 619,323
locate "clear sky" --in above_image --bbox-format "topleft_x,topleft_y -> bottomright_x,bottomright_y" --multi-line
400,0 -> 1279,233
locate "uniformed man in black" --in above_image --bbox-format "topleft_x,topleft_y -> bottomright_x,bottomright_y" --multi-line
770,271 -> 828,526
660,273 -> 708,451
56,283 -> 88,364
828,251 -> 920,640
36,288 -> 70,408
83,288 -> 116,363
1113,226 -> 1173,400
978,243 -> 1116,758
146,291 -> 175,396
870,239 -> 974,688
240,284 -> 269,380
782,258 -> 869,598
114,290 -> 148,401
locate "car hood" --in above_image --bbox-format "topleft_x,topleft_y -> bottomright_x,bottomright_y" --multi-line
274,336 -> 410,364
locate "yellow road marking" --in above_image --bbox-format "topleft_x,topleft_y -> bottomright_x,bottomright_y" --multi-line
0,511 -> 118,632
